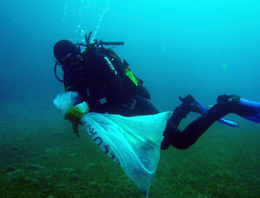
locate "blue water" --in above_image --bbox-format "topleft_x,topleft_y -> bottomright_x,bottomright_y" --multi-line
1,1 -> 260,197
1,0 -> 260,110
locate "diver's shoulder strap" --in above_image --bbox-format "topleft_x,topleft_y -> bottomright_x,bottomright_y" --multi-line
93,46 -> 151,99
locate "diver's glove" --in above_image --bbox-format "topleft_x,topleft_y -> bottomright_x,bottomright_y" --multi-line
65,101 -> 89,123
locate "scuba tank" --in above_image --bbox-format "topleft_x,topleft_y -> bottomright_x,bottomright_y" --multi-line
54,31 -> 151,99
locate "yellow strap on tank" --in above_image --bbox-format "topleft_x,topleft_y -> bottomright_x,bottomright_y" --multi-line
125,68 -> 139,86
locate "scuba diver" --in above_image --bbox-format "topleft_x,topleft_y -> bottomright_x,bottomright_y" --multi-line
53,32 -> 260,150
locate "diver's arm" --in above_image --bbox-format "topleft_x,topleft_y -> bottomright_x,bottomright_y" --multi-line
63,73 -> 76,92
63,73 -> 86,107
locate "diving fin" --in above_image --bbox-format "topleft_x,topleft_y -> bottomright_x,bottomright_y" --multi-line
239,98 -> 260,123
192,99 -> 239,128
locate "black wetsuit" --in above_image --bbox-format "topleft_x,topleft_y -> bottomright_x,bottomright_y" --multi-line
63,47 -> 224,150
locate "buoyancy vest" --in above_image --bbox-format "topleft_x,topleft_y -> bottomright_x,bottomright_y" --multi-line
64,45 -> 151,110
94,47 -> 151,100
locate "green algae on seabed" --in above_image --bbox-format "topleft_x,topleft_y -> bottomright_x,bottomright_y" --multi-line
0,102 -> 260,197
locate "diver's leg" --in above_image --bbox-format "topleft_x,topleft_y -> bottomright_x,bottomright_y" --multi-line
169,95 -> 200,126
162,94 -> 257,150
161,95 -> 200,149
163,106 -> 226,150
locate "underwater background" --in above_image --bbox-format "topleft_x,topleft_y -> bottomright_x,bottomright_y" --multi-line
0,0 -> 260,197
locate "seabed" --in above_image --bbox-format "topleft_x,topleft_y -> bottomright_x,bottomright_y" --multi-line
0,101 -> 260,198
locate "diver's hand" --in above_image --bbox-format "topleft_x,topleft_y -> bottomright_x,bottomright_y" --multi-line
65,101 -> 89,123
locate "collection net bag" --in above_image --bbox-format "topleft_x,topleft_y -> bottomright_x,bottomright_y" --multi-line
54,92 -> 171,197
